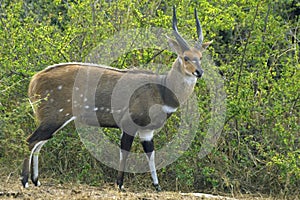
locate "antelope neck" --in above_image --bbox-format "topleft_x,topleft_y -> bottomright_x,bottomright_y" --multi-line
165,59 -> 197,104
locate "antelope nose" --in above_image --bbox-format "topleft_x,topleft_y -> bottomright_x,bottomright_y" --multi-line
193,69 -> 203,78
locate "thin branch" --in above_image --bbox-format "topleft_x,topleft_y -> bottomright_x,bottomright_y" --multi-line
145,49 -> 165,65
235,3 -> 260,95
262,3 -> 271,44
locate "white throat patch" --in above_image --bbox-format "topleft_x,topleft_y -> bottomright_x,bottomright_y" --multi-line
184,76 -> 197,85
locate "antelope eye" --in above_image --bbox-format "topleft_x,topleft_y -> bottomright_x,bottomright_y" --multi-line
184,56 -> 189,62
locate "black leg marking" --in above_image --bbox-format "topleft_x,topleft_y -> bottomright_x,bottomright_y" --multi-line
21,158 -> 29,188
116,132 -> 135,191
141,139 -> 161,192
141,139 -> 154,153
27,123 -> 63,145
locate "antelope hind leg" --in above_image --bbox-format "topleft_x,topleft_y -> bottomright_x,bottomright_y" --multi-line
21,118 -> 74,188
31,140 -> 48,186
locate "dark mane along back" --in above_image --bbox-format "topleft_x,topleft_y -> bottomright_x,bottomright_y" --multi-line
44,62 -> 156,75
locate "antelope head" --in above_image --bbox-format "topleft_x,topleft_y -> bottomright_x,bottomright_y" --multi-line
168,6 -> 212,78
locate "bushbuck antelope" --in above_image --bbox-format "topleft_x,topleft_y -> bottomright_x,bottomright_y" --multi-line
21,6 -> 212,191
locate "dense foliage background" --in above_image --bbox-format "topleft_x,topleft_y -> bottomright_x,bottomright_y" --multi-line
0,0 -> 299,197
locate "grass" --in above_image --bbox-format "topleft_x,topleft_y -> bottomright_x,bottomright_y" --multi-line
0,176 -> 289,200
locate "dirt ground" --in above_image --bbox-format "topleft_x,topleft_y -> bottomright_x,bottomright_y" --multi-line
0,178 -> 277,200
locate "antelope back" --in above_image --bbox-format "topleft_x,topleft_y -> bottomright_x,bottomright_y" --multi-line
28,63 -> 172,130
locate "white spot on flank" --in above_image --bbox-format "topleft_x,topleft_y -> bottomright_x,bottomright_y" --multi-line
57,85 -> 63,90
93,107 -> 98,111
65,113 -> 70,116
59,108 -> 64,112
106,108 -> 110,112
84,105 -> 89,109
84,98 -> 88,102
25,182 -> 29,188
67,99 -> 71,102
100,107 -> 104,111
75,87 -> 79,91
80,94 -> 83,98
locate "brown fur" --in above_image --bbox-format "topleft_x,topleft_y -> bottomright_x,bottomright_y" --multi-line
28,61 -> 196,131
22,8 -> 212,189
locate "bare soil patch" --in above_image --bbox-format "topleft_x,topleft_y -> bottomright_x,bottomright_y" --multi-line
0,178 -> 274,200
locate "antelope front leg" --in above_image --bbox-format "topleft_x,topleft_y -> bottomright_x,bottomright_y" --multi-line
116,131 -> 135,191
140,130 -> 161,192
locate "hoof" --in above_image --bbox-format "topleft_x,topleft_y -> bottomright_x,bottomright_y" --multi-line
21,177 -> 29,188
116,181 -> 126,192
35,180 -> 41,187
32,178 -> 41,187
117,184 -> 126,192
153,184 -> 161,192
24,182 -> 29,188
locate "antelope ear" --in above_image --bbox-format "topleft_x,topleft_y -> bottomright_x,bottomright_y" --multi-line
167,36 -> 183,56
201,40 -> 213,51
